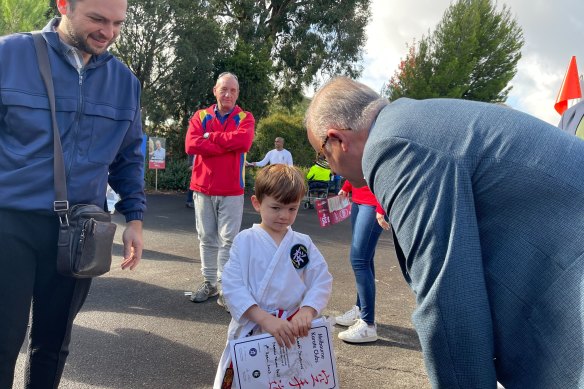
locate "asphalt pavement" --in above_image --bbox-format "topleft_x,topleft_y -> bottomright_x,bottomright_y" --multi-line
14,192 -> 428,388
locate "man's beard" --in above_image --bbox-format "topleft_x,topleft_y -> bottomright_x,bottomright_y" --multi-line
65,24 -> 112,56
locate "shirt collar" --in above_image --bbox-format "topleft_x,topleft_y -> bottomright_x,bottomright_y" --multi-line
52,22 -> 85,73
214,105 -> 234,120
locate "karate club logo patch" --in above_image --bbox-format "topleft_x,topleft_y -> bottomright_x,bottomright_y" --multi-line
290,244 -> 309,269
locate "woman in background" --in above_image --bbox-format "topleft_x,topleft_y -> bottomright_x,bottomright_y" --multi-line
335,180 -> 389,343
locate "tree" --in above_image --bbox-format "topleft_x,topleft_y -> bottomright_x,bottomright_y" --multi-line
0,0 -> 49,35
210,0 -> 371,107
112,0 -> 223,159
113,0 -> 222,127
46,0 -> 58,19
384,0 -> 524,103
206,40 -> 275,120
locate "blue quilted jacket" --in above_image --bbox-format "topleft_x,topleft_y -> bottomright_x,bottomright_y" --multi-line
0,19 -> 146,221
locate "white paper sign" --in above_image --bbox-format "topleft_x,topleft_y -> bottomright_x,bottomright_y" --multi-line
229,319 -> 338,389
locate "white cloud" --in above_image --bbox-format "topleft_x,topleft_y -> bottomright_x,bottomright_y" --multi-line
358,0 -> 584,125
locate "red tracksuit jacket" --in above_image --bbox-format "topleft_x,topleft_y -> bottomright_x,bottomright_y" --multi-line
185,104 -> 255,196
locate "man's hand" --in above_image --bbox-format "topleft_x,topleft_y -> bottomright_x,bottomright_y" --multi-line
120,220 -> 143,270
338,190 -> 348,198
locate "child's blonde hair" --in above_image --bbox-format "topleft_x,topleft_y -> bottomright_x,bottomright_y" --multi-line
254,164 -> 306,204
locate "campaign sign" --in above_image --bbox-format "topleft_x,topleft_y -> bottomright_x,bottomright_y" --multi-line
315,195 -> 351,228
148,136 -> 166,169
229,319 -> 338,389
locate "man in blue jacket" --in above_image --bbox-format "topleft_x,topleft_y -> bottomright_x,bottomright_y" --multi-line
0,0 -> 146,387
305,77 -> 584,388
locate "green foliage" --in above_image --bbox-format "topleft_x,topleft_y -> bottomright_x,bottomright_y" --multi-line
384,0 -> 524,103
244,166 -> 258,191
0,0 -> 49,35
144,158 -> 191,191
112,0 -> 223,165
208,40 -> 274,120
112,0 -> 222,130
46,1 -> 58,19
248,109 -> 315,168
109,0 -> 371,152
209,0 -> 371,108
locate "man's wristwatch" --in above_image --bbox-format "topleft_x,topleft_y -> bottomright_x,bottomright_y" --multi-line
203,132 -> 210,139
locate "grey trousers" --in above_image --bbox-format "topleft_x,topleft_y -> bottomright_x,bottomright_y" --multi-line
193,192 -> 244,285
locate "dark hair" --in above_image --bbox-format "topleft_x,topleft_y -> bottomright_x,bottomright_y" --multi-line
254,165 -> 306,204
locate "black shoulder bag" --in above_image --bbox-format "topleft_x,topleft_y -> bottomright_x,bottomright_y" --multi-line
32,32 -> 116,278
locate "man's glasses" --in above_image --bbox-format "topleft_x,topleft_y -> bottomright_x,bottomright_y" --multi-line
315,136 -> 329,161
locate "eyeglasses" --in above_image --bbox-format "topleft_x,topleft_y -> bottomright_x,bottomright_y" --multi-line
315,136 -> 329,161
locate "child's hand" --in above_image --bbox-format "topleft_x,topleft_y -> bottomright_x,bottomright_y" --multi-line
290,306 -> 317,339
376,212 -> 390,230
259,315 -> 296,348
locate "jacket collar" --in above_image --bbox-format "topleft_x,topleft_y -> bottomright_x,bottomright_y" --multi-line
208,104 -> 242,118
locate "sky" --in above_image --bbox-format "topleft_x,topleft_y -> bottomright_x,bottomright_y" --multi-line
358,0 -> 584,125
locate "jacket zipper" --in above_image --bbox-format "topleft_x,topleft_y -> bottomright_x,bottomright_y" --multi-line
67,72 -> 83,177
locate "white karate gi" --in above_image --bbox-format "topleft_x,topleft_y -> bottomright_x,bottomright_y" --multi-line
213,224 -> 333,388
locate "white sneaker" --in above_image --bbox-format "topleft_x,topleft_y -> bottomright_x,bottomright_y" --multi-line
338,319 -> 377,343
217,292 -> 230,312
335,305 -> 360,327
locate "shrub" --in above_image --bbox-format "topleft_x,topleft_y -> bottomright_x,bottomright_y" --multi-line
145,158 -> 191,191
249,112 -> 315,168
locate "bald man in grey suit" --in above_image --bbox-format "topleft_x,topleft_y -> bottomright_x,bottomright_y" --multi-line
305,77 -> 584,388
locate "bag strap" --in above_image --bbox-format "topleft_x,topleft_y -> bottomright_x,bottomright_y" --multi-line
32,32 -> 69,225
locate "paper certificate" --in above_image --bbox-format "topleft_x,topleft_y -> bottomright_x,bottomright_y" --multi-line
229,319 -> 338,389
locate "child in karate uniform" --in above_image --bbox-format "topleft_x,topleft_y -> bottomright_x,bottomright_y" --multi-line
214,164 -> 333,389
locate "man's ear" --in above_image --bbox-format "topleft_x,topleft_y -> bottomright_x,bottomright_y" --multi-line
326,129 -> 351,152
56,0 -> 69,15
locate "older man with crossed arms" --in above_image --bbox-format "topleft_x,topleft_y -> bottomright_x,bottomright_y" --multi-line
185,72 -> 254,308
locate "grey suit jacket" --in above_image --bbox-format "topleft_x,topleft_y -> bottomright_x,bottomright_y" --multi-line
363,98 -> 584,388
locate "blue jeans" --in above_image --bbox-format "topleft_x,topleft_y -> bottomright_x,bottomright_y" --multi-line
350,203 -> 383,325
186,189 -> 194,204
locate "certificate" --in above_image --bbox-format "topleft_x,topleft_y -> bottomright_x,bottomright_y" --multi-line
229,319 -> 338,389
